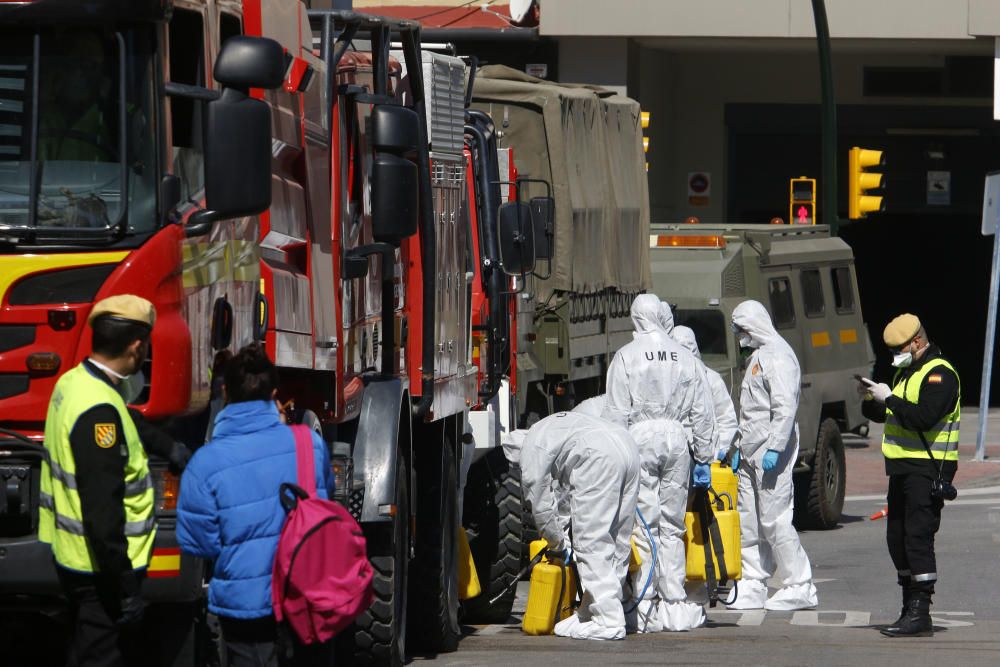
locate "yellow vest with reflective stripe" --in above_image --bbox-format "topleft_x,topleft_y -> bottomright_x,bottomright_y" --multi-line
882,358 -> 960,462
39,363 -> 156,572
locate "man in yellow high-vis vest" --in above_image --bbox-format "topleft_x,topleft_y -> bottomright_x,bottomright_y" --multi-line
41,294 -> 157,666
860,314 -> 959,638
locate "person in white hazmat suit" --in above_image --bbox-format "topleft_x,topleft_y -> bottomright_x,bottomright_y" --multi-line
603,295 -> 715,633
519,411 -> 640,640
727,299 -> 819,611
672,326 -> 739,458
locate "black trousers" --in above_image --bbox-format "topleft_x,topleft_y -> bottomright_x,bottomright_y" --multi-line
219,616 -> 333,667
56,567 -> 145,667
886,472 -> 947,595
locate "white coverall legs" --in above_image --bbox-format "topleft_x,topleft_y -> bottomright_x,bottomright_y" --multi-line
552,439 -> 640,639
730,439 -> 818,610
627,420 -> 705,632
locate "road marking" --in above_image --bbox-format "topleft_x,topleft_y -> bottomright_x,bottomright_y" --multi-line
475,624 -> 517,636
706,609 -> 765,626
791,610 -> 870,627
931,612 -> 975,628
813,578 -> 836,584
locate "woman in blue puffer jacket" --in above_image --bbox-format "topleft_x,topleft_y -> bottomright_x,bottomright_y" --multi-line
177,344 -> 332,665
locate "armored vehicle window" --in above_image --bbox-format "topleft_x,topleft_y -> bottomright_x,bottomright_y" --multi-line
832,267 -> 855,313
768,277 -> 795,328
801,269 -> 825,317
675,309 -> 727,355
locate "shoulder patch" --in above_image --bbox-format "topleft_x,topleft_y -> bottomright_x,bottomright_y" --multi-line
927,374 -> 943,384
94,423 -> 117,448
751,363 -> 761,376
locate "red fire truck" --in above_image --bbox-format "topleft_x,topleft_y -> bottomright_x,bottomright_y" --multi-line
0,2 -> 542,665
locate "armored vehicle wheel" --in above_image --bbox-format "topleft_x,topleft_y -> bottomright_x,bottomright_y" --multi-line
342,458 -> 409,666
408,435 -> 461,653
461,448 -> 524,623
797,418 -> 846,530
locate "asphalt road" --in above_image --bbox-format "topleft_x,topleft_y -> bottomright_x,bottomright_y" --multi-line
424,477 -> 1000,666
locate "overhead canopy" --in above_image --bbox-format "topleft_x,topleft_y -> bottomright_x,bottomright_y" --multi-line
472,65 -> 651,296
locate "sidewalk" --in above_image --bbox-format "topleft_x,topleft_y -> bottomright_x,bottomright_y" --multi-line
844,406 -> 1000,497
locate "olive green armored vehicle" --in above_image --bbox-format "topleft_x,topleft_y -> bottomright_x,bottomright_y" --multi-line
650,223 -> 875,528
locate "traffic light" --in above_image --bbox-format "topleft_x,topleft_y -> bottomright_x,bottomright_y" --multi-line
641,110 -> 650,172
848,147 -> 885,219
789,177 -> 816,225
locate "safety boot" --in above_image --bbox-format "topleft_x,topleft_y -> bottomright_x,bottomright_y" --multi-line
880,592 -> 932,637
881,586 -> 910,629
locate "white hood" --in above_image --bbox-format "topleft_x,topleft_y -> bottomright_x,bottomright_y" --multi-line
658,301 -> 675,335
672,325 -> 701,360
631,294 -> 665,335
731,299 -> 786,349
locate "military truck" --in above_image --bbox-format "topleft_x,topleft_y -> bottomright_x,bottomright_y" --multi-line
649,223 -> 875,528
471,66 -> 651,423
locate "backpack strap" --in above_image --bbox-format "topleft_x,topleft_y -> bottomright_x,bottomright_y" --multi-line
291,424 -> 317,497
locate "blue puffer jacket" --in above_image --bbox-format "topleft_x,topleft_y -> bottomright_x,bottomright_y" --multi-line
177,401 -> 332,619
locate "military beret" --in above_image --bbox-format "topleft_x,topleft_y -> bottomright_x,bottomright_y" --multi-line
88,294 -> 156,328
883,313 -> 920,348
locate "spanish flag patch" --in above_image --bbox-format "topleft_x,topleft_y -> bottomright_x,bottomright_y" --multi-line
94,423 -> 117,448
752,363 -> 761,376
927,374 -> 943,384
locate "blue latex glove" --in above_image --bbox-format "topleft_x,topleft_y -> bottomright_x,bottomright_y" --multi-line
762,449 -> 780,472
730,449 -> 740,473
716,448 -> 728,462
692,462 -> 711,489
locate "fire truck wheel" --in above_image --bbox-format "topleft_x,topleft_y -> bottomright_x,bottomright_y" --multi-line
794,418 -> 846,530
408,433 -> 461,653
343,457 -> 409,666
461,447 -> 524,623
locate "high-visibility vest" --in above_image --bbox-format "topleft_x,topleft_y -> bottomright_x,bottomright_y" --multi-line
39,363 -> 156,573
882,358 -> 960,462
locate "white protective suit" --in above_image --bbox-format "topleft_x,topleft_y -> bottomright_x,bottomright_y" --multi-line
603,295 -> 714,632
673,326 -> 739,456
572,394 -> 607,418
728,300 -> 818,611
519,412 -> 640,640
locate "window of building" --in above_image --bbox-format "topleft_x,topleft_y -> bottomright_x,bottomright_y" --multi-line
800,269 -> 824,318
768,277 -> 795,328
832,267 -> 855,314
168,9 -> 206,203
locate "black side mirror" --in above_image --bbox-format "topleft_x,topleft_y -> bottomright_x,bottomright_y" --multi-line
529,196 -> 555,261
498,201 -> 536,276
201,37 -> 284,224
371,105 -> 420,245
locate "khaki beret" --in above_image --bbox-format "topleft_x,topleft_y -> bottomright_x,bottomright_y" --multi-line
88,294 -> 156,328
883,313 -> 920,348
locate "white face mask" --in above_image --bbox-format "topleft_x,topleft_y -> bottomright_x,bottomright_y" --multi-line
738,333 -> 754,349
891,351 -> 912,368
119,371 -> 146,404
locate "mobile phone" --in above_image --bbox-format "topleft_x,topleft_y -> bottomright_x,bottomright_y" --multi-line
854,374 -> 875,386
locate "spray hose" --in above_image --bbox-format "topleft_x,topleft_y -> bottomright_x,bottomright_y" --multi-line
623,507 -> 657,614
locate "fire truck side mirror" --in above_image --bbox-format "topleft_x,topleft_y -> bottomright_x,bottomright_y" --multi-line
371,105 -> 420,245
213,36 -> 286,91
529,196 -> 555,261
497,201 -> 536,276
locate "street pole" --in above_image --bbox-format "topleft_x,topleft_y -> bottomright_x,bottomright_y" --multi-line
976,172 -> 1000,461
811,0 -> 838,235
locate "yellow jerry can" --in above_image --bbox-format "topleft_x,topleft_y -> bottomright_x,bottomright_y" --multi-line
457,528 -> 482,601
684,492 -> 741,581
522,540 -> 578,635
710,461 -> 738,507
628,537 -> 643,575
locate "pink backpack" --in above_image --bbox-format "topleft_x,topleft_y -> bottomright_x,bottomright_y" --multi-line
272,425 -> 374,644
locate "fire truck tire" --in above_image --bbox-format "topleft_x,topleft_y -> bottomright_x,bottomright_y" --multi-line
795,418 -> 846,530
408,433 -> 461,653
343,457 -> 409,666
461,447 -> 523,623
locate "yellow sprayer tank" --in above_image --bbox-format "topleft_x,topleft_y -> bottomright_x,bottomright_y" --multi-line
522,540 -> 578,635
457,528 -> 482,600
711,462 -> 738,506
684,492 -> 741,581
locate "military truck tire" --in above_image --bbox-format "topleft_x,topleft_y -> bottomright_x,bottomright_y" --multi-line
461,447 -> 524,623
408,435 -> 461,653
800,418 -> 846,529
342,458 -> 409,666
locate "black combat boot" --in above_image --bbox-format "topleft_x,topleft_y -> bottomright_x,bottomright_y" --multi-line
880,592 -> 932,637
884,583 -> 910,629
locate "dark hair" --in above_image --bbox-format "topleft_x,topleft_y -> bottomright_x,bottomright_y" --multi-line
91,317 -> 151,358
224,343 -> 277,404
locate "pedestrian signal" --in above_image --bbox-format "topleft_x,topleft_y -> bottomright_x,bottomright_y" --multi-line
789,177 -> 816,225
848,147 -> 885,219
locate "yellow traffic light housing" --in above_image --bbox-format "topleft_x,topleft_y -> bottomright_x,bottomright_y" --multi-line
789,177 -> 816,225
641,110 -> 651,172
848,147 -> 885,219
